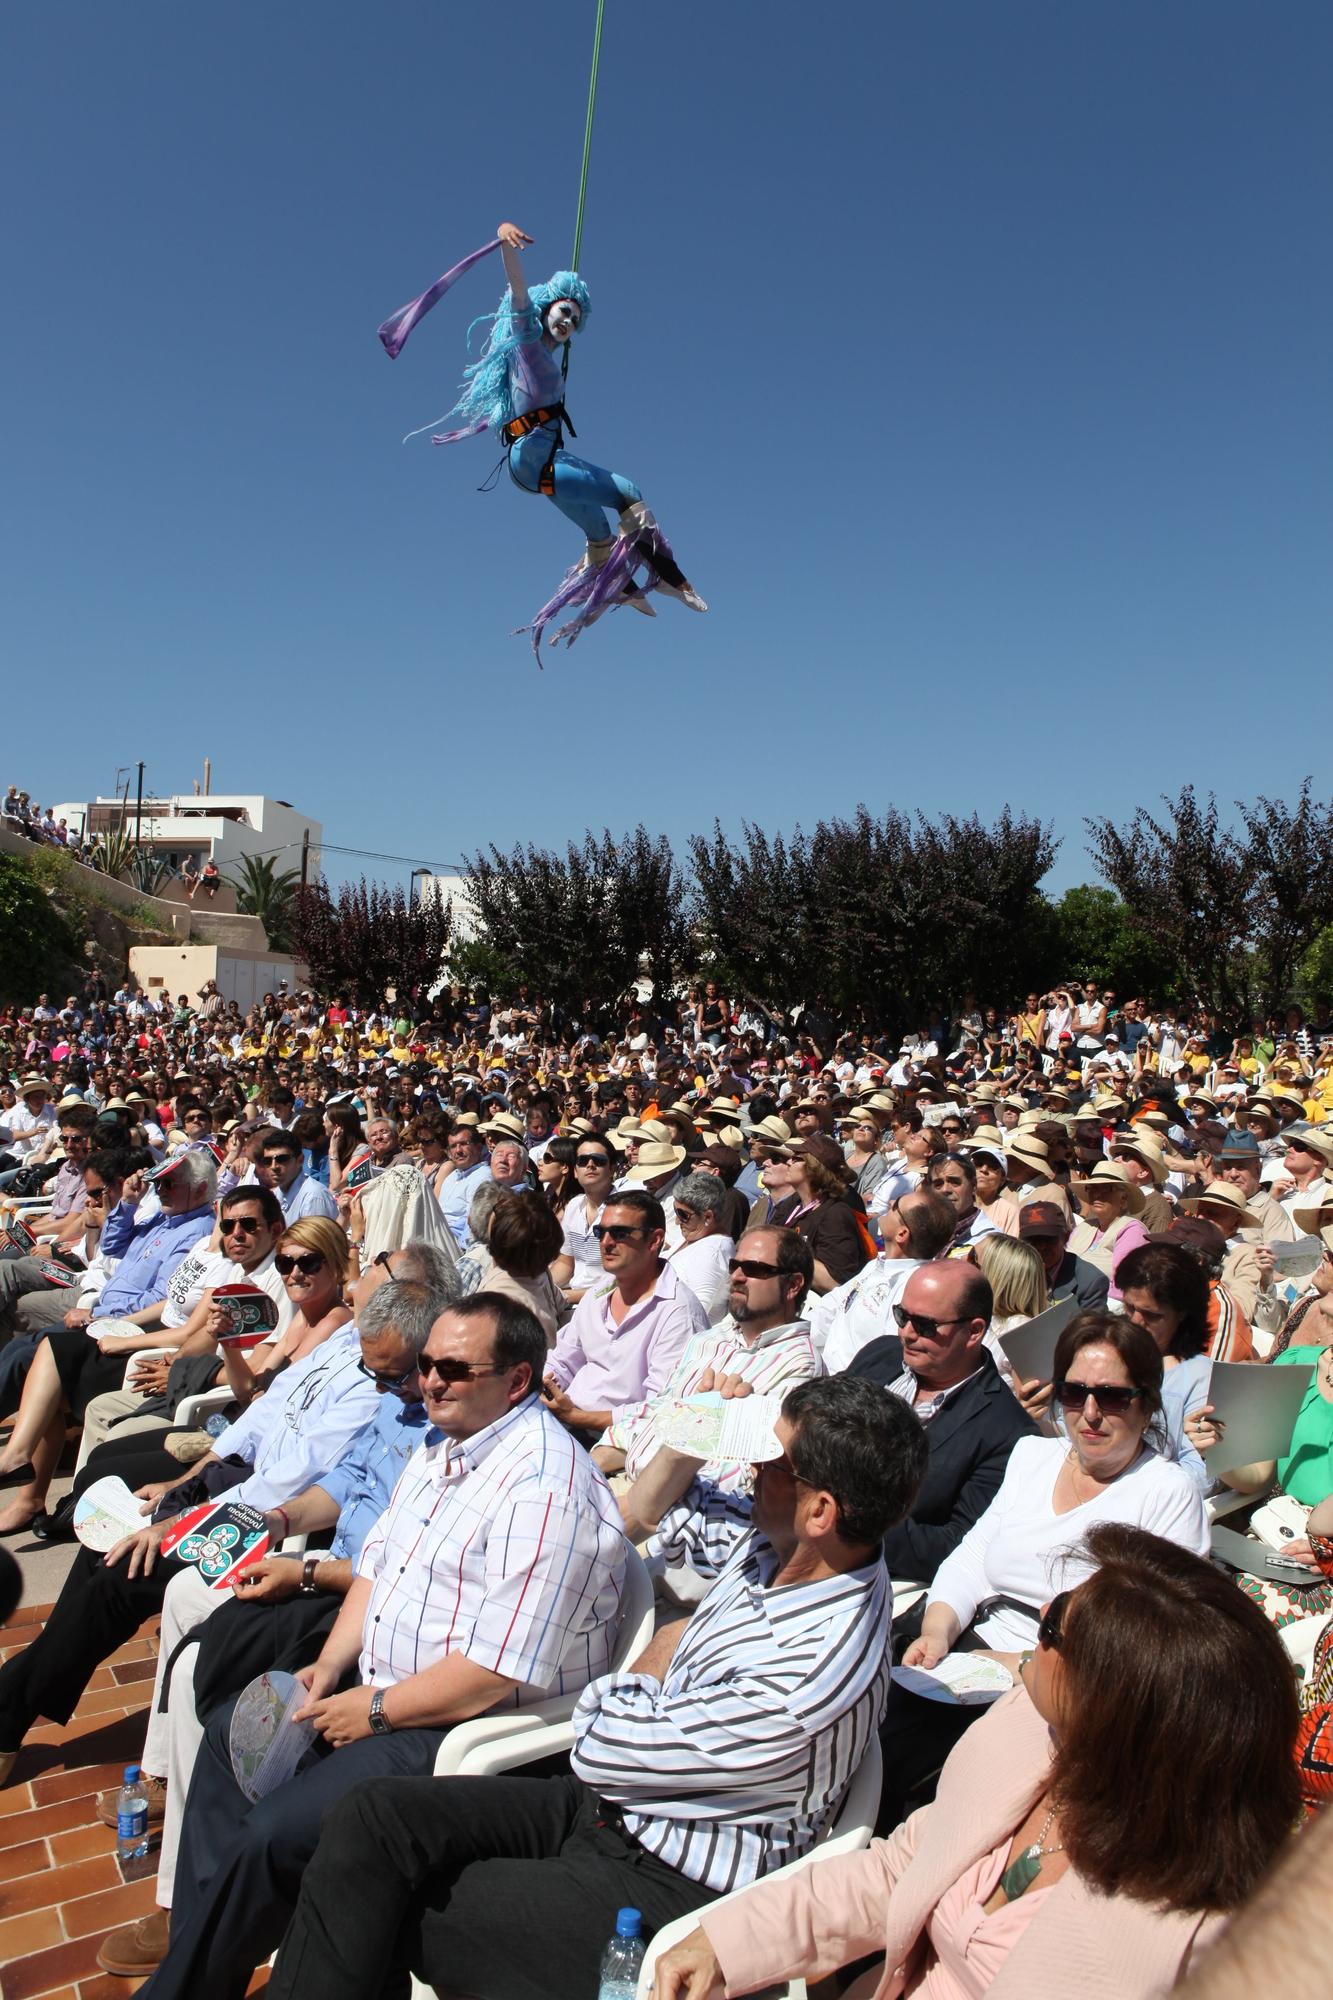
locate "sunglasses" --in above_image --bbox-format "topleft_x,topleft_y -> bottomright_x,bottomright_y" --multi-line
417,1355 -> 507,1386
357,1356 -> 419,1391
576,1153 -> 610,1167
892,1305 -> 964,1340
220,1215 -> 263,1236
592,1223 -> 646,1243
261,1154 -> 297,1167
728,1256 -> 780,1280
1037,1590 -> 1070,1651
1054,1379 -> 1142,1416
84,1186 -> 108,1202
275,1251 -> 325,1276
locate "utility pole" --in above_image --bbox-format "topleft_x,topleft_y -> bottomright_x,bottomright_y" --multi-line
134,762 -> 144,847
300,828 -> 310,890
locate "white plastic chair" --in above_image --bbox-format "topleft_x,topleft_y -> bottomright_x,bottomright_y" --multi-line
433,1544 -> 655,1777
636,1738 -> 884,1999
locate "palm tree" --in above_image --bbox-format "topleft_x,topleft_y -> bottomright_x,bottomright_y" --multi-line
231,854 -> 300,950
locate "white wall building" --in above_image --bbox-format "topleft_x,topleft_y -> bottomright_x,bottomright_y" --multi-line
54,792 -> 321,883
418,871 -> 476,941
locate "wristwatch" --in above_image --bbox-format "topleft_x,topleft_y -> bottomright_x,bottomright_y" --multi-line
300,1555 -> 321,1596
368,1689 -> 394,1736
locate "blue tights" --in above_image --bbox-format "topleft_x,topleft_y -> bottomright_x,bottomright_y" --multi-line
507,425 -> 641,542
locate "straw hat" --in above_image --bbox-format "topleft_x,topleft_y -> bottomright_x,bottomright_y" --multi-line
1112,1131 -> 1168,1187
478,1111 -> 525,1143
1185,1179 -> 1261,1231
620,1118 -> 672,1147
16,1075 -> 51,1098
1286,1126 -> 1333,1169
624,1139 -> 687,1182
1005,1135 -> 1051,1178
748,1115 -> 792,1149
1068,1160 -> 1146,1216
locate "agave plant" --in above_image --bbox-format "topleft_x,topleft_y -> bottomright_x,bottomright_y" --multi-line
87,826 -> 142,882
127,849 -> 173,896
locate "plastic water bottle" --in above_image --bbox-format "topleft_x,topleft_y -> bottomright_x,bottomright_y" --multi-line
597,1906 -> 644,2000
116,1765 -> 150,1862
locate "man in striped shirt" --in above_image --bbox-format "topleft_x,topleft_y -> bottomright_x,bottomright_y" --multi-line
136,1293 -> 629,2000
265,1376 -> 929,2000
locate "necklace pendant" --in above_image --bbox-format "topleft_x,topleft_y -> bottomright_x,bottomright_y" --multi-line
999,1848 -> 1042,1902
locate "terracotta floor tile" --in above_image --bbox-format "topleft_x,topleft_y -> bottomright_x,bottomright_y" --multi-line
49,1824 -> 114,1866
0,1781 -> 37,1818
106,1633 -> 159,1667
0,1838 -> 49,1884
108,1662 -> 155,1689
32,1763 -> 137,1809
0,1850 -> 120,1918
0,1795 -> 111,1846
0,1903 -> 64,1960
61,1872 -> 160,1940
0,1930 -> 111,2000
68,1690 -> 146,1722
85,1670 -> 118,1696
76,1980 -> 139,2000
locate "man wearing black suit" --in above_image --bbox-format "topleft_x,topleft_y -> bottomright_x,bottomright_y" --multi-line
843,1260 -> 1036,1614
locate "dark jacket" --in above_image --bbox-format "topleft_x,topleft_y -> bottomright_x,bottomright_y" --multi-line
1049,1250 -> 1110,1312
846,1338 -> 1037,1584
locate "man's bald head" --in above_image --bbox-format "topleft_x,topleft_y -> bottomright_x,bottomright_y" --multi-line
897,1259 -> 993,1390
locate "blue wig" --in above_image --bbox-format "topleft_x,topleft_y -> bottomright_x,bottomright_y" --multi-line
449,270 -> 593,433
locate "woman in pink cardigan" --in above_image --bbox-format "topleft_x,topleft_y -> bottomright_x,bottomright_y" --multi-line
653,1524 -> 1299,2000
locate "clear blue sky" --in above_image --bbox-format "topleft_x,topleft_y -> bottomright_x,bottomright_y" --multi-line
5,2 -> 1330,894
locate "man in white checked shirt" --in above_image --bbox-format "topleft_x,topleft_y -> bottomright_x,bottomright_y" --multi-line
602,1226 -> 822,1512
264,1375 -> 930,2000
136,1293 -> 629,2000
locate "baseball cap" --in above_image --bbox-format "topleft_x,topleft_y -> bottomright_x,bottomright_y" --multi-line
1018,1201 -> 1068,1240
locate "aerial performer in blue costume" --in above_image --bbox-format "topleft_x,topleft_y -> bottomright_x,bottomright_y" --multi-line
378,221 -> 707,664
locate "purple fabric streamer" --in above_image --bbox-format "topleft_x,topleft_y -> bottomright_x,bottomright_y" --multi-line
377,238 -> 502,360
518,518 -> 681,667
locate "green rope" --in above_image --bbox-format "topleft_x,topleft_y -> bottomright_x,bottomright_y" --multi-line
570,0 -> 607,272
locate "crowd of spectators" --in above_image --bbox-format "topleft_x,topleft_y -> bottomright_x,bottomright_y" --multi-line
2,785 -> 81,853
0,962 -> 1330,1997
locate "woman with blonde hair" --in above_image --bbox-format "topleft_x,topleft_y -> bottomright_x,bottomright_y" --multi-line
212,1215 -> 352,1405
977,1233 -> 1049,1334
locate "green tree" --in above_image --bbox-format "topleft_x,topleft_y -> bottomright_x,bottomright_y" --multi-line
1086,787 -> 1254,1016
231,856 -> 301,951
463,828 -> 693,1007
1044,885 -> 1178,997
0,853 -> 80,1000
289,878 -> 451,1008
690,807 -> 1057,1023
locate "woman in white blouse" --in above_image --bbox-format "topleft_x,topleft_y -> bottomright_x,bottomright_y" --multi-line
877,1311 -> 1208,1830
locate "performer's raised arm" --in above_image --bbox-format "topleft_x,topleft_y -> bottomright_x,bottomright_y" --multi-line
496,221 -> 533,312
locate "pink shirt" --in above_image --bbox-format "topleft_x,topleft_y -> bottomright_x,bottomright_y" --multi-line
546,1261 -> 708,1420
911,1840 -> 1051,1999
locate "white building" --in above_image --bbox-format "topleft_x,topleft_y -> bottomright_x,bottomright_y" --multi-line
54,792 -> 322,884
417,871 -> 476,941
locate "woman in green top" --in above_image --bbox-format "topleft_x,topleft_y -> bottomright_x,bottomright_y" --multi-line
1194,1301 -> 1333,1624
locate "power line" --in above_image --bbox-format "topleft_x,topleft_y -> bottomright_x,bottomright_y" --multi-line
223,839 -> 467,872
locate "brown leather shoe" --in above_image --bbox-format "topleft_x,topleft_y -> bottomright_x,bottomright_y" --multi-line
97,1907 -> 170,1977
95,1773 -> 167,1830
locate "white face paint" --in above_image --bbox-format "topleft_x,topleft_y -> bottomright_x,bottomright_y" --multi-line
546,299 -> 581,343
